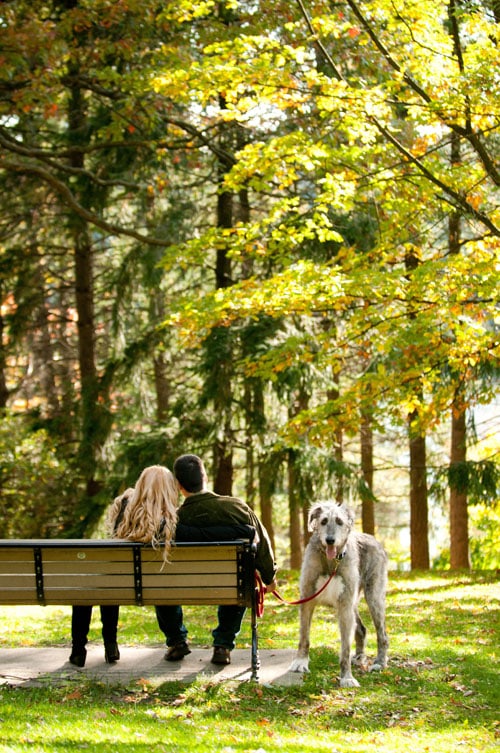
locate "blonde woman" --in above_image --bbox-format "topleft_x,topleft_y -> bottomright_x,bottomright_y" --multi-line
69,465 -> 178,668
108,464 -> 178,561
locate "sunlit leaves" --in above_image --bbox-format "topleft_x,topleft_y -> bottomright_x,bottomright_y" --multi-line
158,0 -> 216,24
2,0 -> 498,457
167,217 -> 498,442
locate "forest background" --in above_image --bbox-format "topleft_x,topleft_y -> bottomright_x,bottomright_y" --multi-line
0,0 -> 498,573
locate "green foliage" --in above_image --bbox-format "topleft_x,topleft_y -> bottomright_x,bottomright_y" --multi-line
0,412 -> 75,537
434,501 -> 500,571
448,459 -> 500,502
469,502 -> 500,570
110,429 -> 180,491
430,458 -> 500,507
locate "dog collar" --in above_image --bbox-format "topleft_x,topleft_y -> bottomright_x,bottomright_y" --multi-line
323,548 -> 346,577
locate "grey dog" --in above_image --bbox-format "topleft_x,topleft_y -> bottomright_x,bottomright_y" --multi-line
289,502 -> 389,687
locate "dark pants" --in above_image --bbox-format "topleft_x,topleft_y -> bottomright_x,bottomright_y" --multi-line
154,604 -> 246,650
71,605 -> 119,649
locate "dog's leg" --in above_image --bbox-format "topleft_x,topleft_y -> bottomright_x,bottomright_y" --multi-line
365,580 -> 389,671
352,607 -> 367,667
289,601 -> 316,673
337,600 -> 360,688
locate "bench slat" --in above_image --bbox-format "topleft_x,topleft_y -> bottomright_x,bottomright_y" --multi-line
0,587 -> 242,605
38,572 -> 237,588
0,562 -> 36,574
0,575 -> 36,589
0,543 -> 247,559
1,559 -> 240,577
32,561 -> 238,576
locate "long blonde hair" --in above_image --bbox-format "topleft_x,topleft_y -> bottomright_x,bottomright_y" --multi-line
107,465 -> 179,561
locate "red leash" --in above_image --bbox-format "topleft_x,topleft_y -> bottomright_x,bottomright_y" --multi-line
255,561 -> 340,617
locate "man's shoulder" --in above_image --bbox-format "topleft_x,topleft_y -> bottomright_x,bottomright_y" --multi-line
183,491 -> 218,505
180,491 -> 253,518
187,491 -> 246,506
216,493 -> 246,506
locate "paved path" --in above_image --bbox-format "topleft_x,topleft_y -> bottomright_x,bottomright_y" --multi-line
0,646 -> 303,688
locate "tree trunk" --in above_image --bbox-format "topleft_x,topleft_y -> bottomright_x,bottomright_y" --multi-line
213,442 -> 234,496
211,93 -> 234,495
449,395 -> 470,569
405,247 -> 430,569
409,414 -> 430,569
148,292 -> 171,423
66,72 -> 108,516
302,504 -> 311,549
153,353 -> 171,423
73,221 -> 100,482
360,411 -> 375,534
287,385 -> 311,568
327,375 -> 344,502
288,449 -> 303,569
239,180 -> 256,509
243,379 -> 256,509
32,303 -> 60,416
258,454 -> 277,553
447,125 -> 470,570
0,294 -> 9,409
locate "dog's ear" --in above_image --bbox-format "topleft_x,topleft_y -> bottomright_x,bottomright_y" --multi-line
308,504 -> 323,532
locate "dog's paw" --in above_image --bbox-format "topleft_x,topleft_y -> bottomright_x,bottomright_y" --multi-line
289,658 -> 309,673
339,676 -> 360,688
352,653 -> 367,667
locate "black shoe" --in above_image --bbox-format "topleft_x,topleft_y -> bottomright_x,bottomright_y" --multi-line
69,649 -> 87,667
211,646 -> 231,665
104,642 -> 120,663
164,641 -> 191,662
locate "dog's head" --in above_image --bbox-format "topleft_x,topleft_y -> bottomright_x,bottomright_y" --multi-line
308,502 -> 354,560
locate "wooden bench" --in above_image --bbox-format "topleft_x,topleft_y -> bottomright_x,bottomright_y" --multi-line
0,538 -> 260,680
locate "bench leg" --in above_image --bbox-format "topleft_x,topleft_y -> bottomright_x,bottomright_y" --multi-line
251,599 -> 260,681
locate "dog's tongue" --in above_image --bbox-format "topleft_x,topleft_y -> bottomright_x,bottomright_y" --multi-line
326,544 -> 337,560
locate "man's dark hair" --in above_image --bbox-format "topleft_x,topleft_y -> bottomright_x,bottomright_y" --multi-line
173,454 -> 205,493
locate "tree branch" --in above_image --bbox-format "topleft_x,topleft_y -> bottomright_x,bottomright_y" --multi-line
345,0 -> 500,186
0,129 -> 141,189
295,0 -> 344,81
1,161 -> 172,247
367,117 -> 499,236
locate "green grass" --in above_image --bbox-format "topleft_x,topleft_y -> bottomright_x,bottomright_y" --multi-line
0,570 -> 498,753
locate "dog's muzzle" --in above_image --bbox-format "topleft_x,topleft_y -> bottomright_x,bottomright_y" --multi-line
325,538 -> 338,560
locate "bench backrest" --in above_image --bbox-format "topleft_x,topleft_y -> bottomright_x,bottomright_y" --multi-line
0,539 -> 255,607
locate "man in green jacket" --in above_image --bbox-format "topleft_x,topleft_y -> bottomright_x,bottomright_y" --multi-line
158,453 -> 277,666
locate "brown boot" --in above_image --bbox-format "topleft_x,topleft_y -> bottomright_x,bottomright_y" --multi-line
164,641 -> 191,661
211,646 -> 231,665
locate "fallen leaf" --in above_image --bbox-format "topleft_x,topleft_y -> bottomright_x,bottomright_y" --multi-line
64,690 -> 82,701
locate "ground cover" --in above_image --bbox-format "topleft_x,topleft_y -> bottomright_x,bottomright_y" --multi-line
0,570 -> 498,753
